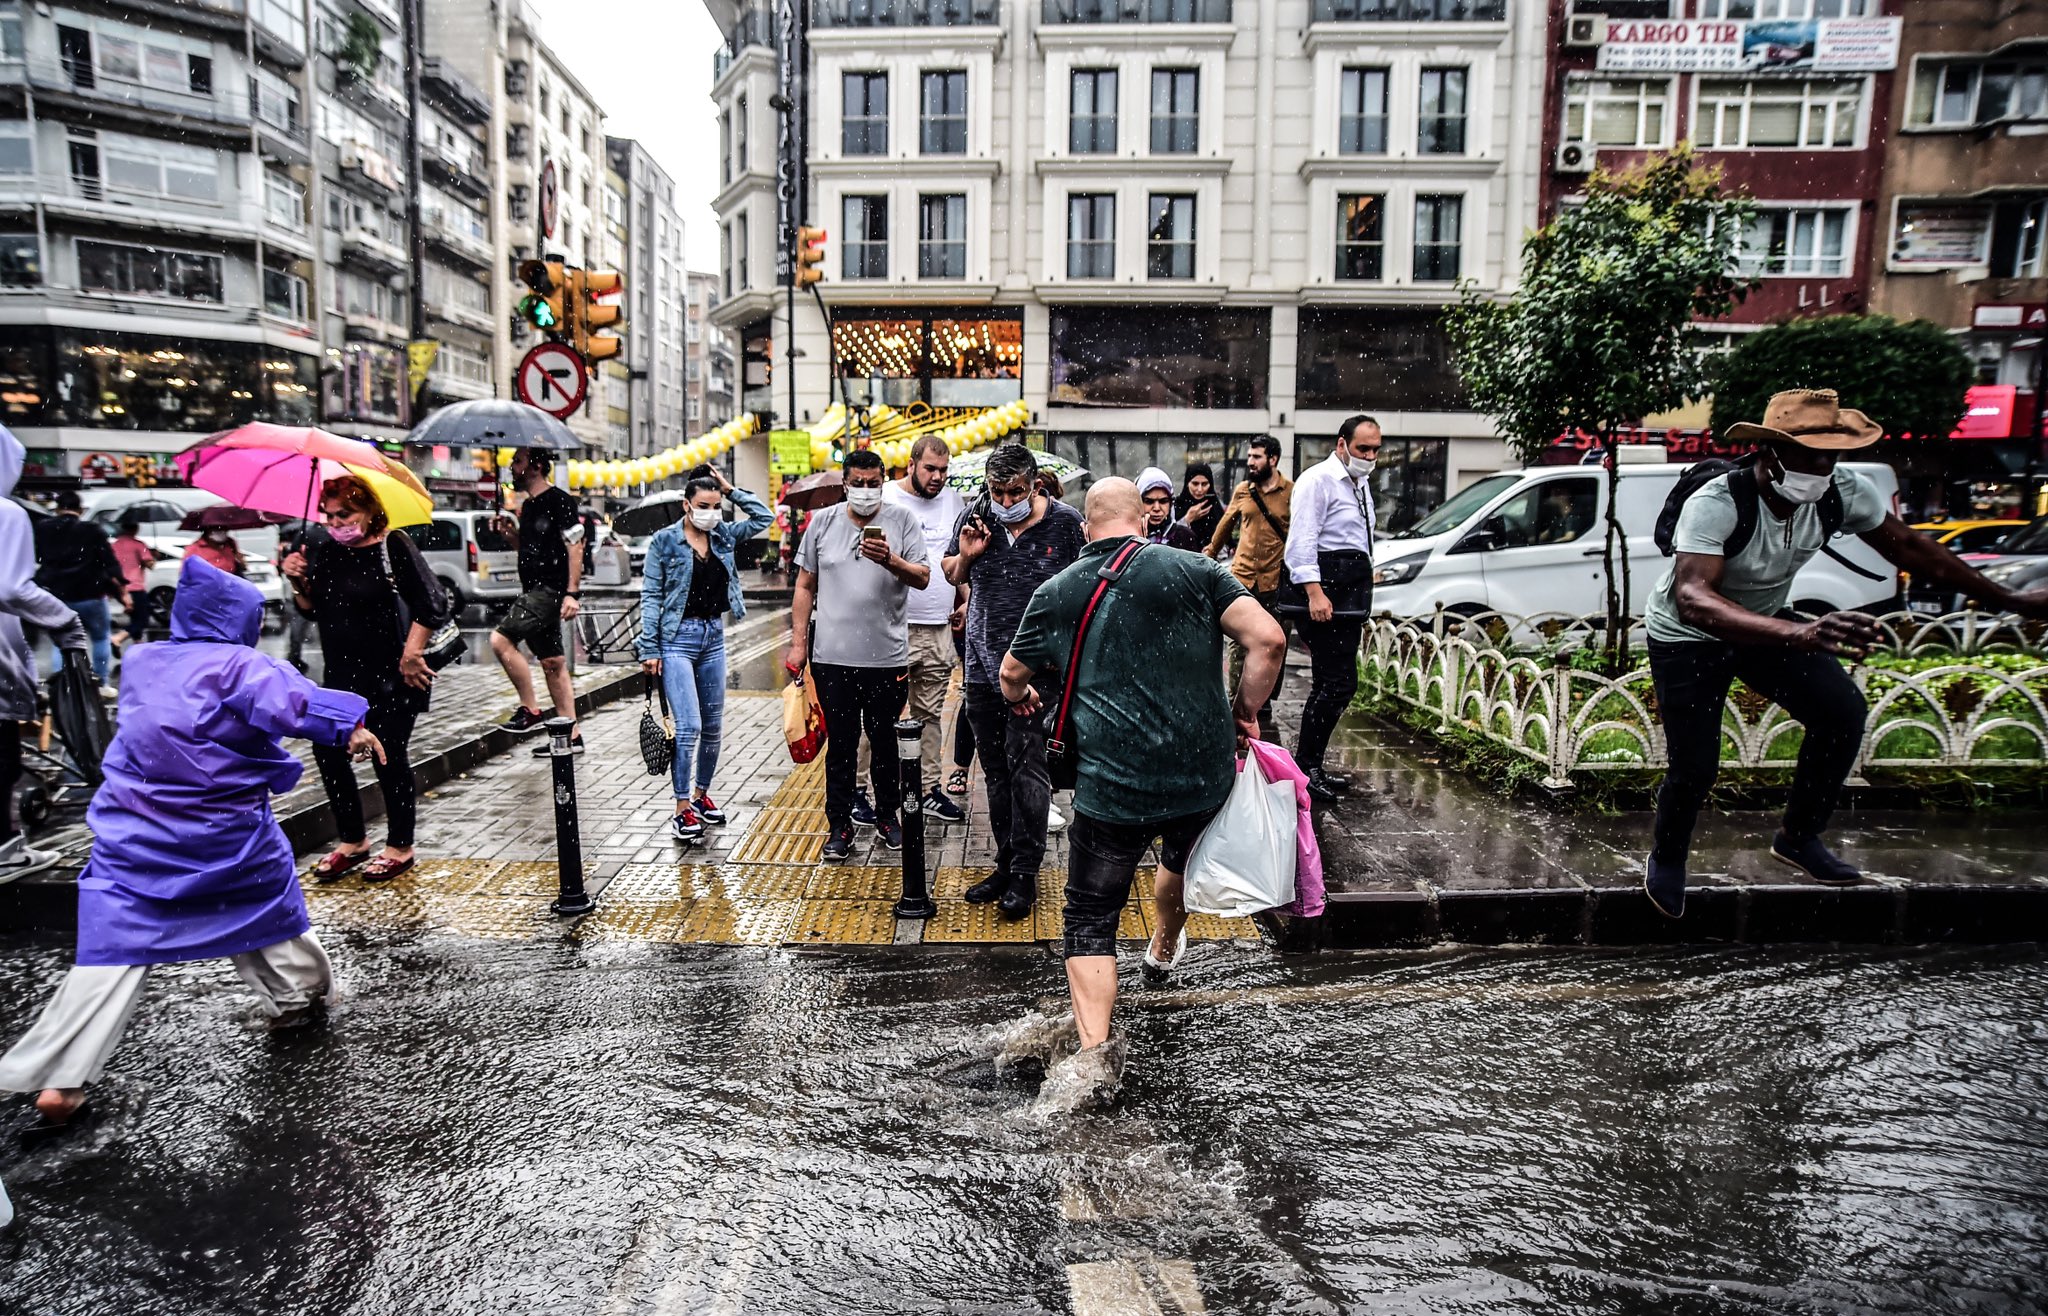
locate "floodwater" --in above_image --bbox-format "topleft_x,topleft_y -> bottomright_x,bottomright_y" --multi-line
2,936 -> 2043,1314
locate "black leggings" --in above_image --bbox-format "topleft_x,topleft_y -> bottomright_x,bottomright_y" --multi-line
0,719 -> 19,842
312,702 -> 420,848
1648,639 -> 1868,862
1295,614 -> 1365,772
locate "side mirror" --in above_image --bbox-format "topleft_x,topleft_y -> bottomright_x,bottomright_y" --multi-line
1452,526 -> 1500,555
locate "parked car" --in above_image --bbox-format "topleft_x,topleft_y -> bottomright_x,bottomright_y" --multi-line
1370,453 -> 1901,622
1904,519 -> 2026,611
143,547 -> 287,628
1939,513 -> 2048,612
396,510 -> 520,614
79,488 -> 283,567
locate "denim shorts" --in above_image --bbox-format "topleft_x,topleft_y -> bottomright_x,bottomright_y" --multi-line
495,585 -> 565,660
1062,806 -> 1221,960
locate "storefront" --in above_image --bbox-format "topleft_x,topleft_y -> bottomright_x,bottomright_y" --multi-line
832,307 -> 1022,409
0,325 -> 319,435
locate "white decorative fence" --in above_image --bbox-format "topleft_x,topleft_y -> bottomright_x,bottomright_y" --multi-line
1360,609 -> 2048,789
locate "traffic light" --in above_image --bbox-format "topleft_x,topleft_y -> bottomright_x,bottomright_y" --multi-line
570,268 -> 625,365
795,226 -> 827,289
516,259 -> 565,333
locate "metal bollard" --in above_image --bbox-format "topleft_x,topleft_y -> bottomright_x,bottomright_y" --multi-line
893,717 -> 936,920
545,715 -> 595,916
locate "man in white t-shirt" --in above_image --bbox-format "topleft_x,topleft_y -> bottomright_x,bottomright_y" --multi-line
884,436 -> 969,823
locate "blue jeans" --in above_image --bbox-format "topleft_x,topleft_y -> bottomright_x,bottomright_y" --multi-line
661,618 -> 728,800
54,598 -> 112,685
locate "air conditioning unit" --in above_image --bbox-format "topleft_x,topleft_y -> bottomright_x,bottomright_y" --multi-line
1564,12 -> 1606,46
1556,139 -> 1597,174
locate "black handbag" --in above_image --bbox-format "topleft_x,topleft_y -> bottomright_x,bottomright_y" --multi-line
1276,549 -> 1374,618
639,673 -> 675,776
1043,539 -> 1147,792
376,537 -> 467,670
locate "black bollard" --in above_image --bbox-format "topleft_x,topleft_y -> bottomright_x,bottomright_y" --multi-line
893,717 -> 935,920
545,715 -> 594,916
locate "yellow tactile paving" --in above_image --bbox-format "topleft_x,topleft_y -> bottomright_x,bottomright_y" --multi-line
932,866 -> 990,898
473,860 -> 589,897
678,897 -> 800,945
1182,912 -> 1260,941
710,864 -> 814,900
806,866 -> 903,900
307,884 -> 435,929
923,899 -> 1038,944
749,806 -> 831,836
729,831 -> 826,865
604,862 -> 701,902
789,898 -> 898,946
423,894 -> 572,939
577,899 -> 692,942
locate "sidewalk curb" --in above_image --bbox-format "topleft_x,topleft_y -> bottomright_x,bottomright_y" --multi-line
0,664 -> 647,936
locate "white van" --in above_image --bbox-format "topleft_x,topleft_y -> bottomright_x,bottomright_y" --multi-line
1370,453 -> 1901,621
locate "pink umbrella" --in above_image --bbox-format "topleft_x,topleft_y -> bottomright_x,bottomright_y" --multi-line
173,423 -> 390,522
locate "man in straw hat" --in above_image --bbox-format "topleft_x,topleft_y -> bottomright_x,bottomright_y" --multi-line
1642,388 -> 2048,918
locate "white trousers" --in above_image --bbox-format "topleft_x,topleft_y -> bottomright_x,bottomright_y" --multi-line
0,933 -> 332,1094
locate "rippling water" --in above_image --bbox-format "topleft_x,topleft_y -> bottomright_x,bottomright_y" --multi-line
0,936 -> 2042,1314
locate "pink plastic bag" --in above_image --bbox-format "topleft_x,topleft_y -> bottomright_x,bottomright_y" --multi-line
1245,740 -> 1326,918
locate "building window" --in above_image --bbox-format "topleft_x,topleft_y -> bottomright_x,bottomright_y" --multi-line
1912,59 -> 2048,128
263,171 -> 305,231
0,234 -> 42,287
1071,68 -> 1118,154
1066,192 -> 1116,278
1150,68 -> 1199,154
1312,0 -> 1507,16
1413,194 -> 1463,281
1698,0 -> 1871,16
77,239 -> 223,303
920,70 -> 967,154
1700,78 -> 1861,148
1049,306 -> 1270,409
843,194 -> 888,278
1339,67 -> 1389,154
89,134 -> 220,205
1335,194 -> 1385,281
1563,77 -> 1671,147
720,109 -> 732,185
720,223 -> 731,297
1990,198 -> 2048,279
0,125 -> 31,176
737,212 -> 749,288
843,72 -> 889,155
1739,206 -> 1850,277
919,193 -> 966,278
1297,307 -> 1465,413
1418,68 -> 1467,155
263,267 -> 309,322
1146,194 -> 1196,279
736,94 -> 749,171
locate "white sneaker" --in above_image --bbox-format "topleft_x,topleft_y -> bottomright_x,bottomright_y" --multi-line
0,836 -> 61,883
1046,804 -> 1067,831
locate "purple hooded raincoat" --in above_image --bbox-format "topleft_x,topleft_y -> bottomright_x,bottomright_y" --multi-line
76,557 -> 367,967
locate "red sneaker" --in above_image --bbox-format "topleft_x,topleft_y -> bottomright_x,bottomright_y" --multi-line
669,807 -> 704,841
693,792 -> 728,825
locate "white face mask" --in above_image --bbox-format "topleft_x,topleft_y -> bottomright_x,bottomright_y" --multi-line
846,487 -> 883,517
689,507 -> 721,532
1346,454 -> 1377,480
1772,467 -> 1833,505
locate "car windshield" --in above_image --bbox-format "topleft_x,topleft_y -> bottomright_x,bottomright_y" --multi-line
1395,473 -> 1521,539
1996,516 -> 2048,555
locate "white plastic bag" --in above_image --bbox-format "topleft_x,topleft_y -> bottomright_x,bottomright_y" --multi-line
1182,751 -> 1298,918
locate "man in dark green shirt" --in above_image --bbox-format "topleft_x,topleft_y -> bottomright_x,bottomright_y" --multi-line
1003,477 -> 1286,1105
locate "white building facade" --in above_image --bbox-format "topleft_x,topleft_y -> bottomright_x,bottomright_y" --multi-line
607,135 -> 688,458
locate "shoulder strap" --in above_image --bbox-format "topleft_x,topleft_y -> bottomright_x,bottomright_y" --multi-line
1725,468 -> 1760,558
1819,481 -> 1845,539
1245,485 -> 1286,538
1048,540 -> 1146,753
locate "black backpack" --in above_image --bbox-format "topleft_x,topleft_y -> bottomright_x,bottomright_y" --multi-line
1653,454 -> 1885,580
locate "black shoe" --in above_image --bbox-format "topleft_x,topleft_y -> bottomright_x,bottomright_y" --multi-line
502,706 -> 549,735
963,869 -> 1007,903
1644,853 -> 1687,919
851,790 -> 877,829
997,873 -> 1035,922
1304,768 -> 1346,804
921,789 -> 966,823
531,734 -> 585,756
822,827 -> 855,862
876,817 -> 904,851
1770,832 -> 1861,885
1317,768 -> 1354,791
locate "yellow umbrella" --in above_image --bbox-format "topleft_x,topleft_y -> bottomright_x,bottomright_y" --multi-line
346,460 -> 434,527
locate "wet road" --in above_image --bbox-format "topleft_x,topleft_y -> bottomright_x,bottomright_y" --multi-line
2,936 -> 2044,1314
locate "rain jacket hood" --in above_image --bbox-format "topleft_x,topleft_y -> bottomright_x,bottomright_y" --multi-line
170,554 -> 263,647
0,427 -> 87,720
0,423 -> 19,499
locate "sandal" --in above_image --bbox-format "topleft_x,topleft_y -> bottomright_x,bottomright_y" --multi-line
945,767 -> 969,796
311,849 -> 369,883
362,854 -> 416,883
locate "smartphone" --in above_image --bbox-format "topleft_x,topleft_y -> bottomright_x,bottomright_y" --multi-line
862,526 -> 886,542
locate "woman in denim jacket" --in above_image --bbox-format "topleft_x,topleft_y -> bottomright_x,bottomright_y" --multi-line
637,468 -> 774,840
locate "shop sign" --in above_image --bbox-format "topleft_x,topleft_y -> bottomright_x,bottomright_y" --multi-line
1545,427 -> 1747,463
1972,303 -> 2048,331
77,451 -> 122,483
1891,204 -> 1991,269
1952,385 -> 2017,440
769,428 -> 814,478
1597,16 -> 1900,74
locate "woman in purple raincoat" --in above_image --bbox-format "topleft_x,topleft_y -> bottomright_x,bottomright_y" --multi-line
0,557 -> 382,1125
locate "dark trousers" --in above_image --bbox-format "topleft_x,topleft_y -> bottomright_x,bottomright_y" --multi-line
1647,639 -> 1868,862
0,719 -> 19,841
813,662 -> 907,830
953,701 -> 975,769
1295,614 -> 1365,772
312,702 -> 419,848
963,681 -> 1052,883
1064,807 -> 1220,959
124,591 -> 155,640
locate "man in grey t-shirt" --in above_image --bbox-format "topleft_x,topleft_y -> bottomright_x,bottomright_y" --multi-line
1643,389 -> 2048,919
787,449 -> 931,858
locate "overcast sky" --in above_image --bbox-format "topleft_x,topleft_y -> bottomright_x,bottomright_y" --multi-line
523,0 -> 726,273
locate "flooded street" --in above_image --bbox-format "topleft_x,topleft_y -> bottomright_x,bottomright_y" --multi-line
2,936 -> 2043,1314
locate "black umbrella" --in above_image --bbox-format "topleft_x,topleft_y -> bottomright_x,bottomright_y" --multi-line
178,505 -> 296,532
407,399 -> 583,451
612,490 -> 689,538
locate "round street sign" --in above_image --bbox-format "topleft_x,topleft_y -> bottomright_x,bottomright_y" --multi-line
539,158 -> 559,240
515,341 -> 587,419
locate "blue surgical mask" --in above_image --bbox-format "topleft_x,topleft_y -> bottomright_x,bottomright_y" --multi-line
991,495 -> 1034,525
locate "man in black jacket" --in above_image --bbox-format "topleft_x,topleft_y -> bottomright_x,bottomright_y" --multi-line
33,492 -> 123,685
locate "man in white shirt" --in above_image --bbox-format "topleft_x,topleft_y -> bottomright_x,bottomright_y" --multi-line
883,436 -> 969,823
1281,414 -> 1381,802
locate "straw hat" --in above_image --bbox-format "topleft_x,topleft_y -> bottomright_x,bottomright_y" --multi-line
1723,388 -> 1882,450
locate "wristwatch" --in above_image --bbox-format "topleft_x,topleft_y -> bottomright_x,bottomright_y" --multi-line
563,590 -> 580,599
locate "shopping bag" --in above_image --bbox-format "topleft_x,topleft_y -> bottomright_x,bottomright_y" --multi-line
782,664 -> 827,764
1246,740 -> 1325,918
1182,748 -> 1297,918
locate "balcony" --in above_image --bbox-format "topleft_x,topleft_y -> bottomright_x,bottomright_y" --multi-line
422,57 -> 490,125
1311,0 -> 1505,19
713,8 -> 776,82
813,0 -> 999,25
339,142 -> 403,196
4,56 -> 255,140
425,293 -> 495,336
1041,0 -> 1230,21
422,212 -> 493,268
340,223 -> 408,276
425,137 -> 490,201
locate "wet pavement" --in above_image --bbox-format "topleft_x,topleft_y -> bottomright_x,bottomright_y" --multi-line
1,937 -> 2043,1313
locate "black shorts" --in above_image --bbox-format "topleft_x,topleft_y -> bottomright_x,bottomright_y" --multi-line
495,586 -> 565,660
1062,806 -> 1222,960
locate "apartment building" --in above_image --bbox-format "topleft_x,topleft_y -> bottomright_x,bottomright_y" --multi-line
687,267 -> 734,433
0,0 -> 323,479
608,134 -> 688,458
417,53 -> 495,410
706,0 -> 1548,528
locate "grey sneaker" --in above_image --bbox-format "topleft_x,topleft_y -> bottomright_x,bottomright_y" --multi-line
0,836 -> 60,883
1033,1030 -> 1128,1118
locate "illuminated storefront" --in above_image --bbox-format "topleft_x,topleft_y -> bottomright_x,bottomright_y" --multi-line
832,308 -> 1022,408
0,326 -> 318,433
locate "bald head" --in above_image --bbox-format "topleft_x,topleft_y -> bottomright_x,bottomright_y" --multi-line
1084,477 -> 1144,542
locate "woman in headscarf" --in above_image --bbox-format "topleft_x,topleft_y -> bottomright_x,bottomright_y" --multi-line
1136,467 -> 1201,550
1174,463 -> 1223,548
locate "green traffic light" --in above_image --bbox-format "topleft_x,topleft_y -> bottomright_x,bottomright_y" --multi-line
518,293 -> 558,329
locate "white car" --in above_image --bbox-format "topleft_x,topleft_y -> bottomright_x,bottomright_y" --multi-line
143,546 -> 287,624
1370,453 -> 1901,622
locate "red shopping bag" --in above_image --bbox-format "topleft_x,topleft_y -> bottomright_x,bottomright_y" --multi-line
782,664 -> 827,764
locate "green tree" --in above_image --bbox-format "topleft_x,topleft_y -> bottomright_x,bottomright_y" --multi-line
1444,145 -> 1755,666
1710,314 -> 1976,440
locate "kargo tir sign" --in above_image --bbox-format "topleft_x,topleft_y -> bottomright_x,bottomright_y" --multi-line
515,341 -> 587,419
